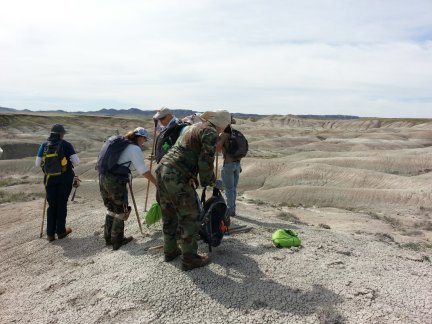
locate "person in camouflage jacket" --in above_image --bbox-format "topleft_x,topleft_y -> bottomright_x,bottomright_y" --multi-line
156,110 -> 231,271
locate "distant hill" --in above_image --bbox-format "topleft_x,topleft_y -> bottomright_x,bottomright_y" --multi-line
298,114 -> 360,120
0,106 -> 266,118
1,106 -> 361,119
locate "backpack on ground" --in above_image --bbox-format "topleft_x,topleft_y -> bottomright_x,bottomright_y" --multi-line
226,128 -> 248,159
96,135 -> 131,176
41,140 -> 67,181
155,121 -> 188,163
272,229 -> 301,248
198,187 -> 229,252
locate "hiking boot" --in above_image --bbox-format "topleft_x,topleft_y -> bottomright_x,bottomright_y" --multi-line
226,208 -> 236,217
164,248 -> 182,262
112,236 -> 133,250
47,235 -> 55,242
105,239 -> 112,246
57,227 -> 72,239
181,254 -> 210,271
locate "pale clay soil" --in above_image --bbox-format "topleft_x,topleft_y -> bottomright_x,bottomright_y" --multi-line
0,114 -> 432,323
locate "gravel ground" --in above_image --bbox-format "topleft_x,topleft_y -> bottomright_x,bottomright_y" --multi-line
1,196 -> 431,324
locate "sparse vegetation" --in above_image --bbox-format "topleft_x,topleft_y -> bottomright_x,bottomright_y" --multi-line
0,177 -> 34,187
414,221 -> 432,231
367,211 -> 380,220
0,190 -> 45,204
400,242 -> 423,251
375,232 -> 396,244
248,198 -> 266,206
382,216 -> 402,229
279,202 -> 304,208
276,211 -> 308,225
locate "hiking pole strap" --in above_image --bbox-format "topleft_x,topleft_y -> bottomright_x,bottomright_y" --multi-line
201,187 -> 207,205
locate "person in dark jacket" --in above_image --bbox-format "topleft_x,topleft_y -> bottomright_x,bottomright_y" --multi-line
35,124 -> 80,242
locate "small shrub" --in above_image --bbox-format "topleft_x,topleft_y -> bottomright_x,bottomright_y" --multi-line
401,242 -> 422,251
414,221 -> 432,231
367,211 -> 380,220
248,199 -> 266,206
382,215 -> 402,229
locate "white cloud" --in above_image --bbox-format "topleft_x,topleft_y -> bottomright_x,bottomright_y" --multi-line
0,0 -> 431,117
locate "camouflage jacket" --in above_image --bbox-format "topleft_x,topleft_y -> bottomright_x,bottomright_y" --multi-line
161,122 -> 217,187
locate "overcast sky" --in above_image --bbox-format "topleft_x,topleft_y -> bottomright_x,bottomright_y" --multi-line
1,0 -> 431,117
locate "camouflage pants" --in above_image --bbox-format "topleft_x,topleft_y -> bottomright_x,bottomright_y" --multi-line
99,173 -> 131,243
156,164 -> 200,255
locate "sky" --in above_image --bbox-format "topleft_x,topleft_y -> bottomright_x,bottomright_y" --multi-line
0,0 -> 431,117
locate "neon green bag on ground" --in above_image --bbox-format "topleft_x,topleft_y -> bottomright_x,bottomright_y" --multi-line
145,202 -> 162,227
272,229 -> 301,248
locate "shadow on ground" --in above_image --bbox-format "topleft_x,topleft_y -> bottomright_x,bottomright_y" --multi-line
185,238 -> 345,320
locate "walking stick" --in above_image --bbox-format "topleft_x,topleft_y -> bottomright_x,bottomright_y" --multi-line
144,119 -> 158,211
40,194 -> 47,238
71,187 -> 77,201
128,178 -> 144,236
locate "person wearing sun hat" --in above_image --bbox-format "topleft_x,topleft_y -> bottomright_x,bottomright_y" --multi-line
155,109 -> 231,270
99,126 -> 156,250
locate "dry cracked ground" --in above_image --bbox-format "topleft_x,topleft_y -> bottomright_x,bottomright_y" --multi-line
0,113 -> 431,323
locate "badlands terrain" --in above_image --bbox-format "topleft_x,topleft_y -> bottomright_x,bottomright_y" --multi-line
0,112 -> 431,323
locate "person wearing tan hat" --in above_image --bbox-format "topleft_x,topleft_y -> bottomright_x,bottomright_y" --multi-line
153,107 -> 178,131
155,109 -> 231,271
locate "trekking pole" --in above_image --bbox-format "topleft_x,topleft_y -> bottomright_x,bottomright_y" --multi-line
40,194 -> 47,238
128,178 -> 144,236
144,119 -> 158,212
71,187 -> 77,201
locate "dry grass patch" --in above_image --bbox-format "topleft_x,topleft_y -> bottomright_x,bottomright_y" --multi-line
0,190 -> 45,204
276,211 -> 308,225
0,177 -> 36,187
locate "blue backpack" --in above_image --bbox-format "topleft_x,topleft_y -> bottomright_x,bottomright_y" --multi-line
96,135 -> 131,175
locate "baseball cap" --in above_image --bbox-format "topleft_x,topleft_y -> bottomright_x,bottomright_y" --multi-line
50,124 -> 66,134
153,107 -> 172,120
134,127 -> 150,139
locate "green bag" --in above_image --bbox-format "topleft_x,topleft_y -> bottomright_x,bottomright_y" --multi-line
145,202 -> 162,227
272,229 -> 301,248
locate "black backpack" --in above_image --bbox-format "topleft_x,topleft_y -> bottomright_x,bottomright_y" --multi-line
96,135 -> 131,175
155,121 -> 188,163
198,187 -> 229,252
41,140 -> 67,178
226,128 -> 248,159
